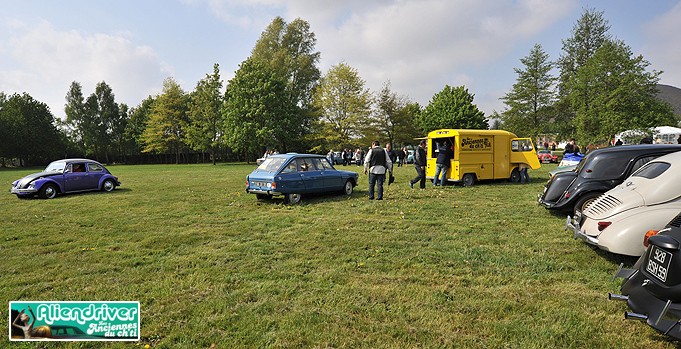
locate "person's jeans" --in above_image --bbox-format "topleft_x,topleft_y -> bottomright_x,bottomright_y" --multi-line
410,166 -> 426,188
433,164 -> 449,186
520,168 -> 530,184
368,173 -> 386,199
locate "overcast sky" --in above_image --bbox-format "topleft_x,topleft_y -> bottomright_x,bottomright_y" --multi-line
1,0 -> 680,120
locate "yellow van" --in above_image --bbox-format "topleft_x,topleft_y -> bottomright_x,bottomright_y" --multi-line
425,129 -> 540,186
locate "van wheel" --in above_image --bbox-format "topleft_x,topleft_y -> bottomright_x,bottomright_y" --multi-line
573,192 -> 602,216
509,168 -> 520,183
462,173 -> 476,187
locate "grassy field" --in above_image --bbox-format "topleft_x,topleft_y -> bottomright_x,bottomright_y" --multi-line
0,162 -> 677,348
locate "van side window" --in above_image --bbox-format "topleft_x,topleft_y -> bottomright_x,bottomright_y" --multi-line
512,140 -> 533,152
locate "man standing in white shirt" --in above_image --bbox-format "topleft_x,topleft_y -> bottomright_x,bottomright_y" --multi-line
363,140 -> 392,200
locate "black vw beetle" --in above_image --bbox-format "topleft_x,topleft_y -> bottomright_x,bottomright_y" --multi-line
610,211 -> 681,340
538,144 -> 681,215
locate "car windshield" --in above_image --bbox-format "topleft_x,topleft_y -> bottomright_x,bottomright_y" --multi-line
45,161 -> 66,173
257,157 -> 286,172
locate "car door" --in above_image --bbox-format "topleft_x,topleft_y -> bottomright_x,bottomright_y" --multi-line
63,162 -> 90,192
297,157 -> 324,192
315,157 -> 343,190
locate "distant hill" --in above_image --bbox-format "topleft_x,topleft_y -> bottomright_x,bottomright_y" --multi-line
657,84 -> 681,120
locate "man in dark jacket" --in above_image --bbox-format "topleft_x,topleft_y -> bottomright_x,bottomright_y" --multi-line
409,140 -> 427,189
433,140 -> 453,186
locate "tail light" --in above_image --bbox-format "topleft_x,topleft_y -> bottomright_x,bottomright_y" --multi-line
643,230 -> 659,248
564,191 -> 571,199
271,182 -> 277,190
597,221 -> 612,231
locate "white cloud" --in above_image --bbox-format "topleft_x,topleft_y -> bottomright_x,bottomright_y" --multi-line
643,2 -> 681,88
285,0 -> 575,110
0,19 -> 169,118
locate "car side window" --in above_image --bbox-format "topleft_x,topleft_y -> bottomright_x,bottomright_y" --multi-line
88,163 -> 103,172
319,158 -> 334,170
633,162 -> 670,179
280,161 -> 297,174
297,158 -> 313,172
312,158 -> 329,170
72,163 -> 86,173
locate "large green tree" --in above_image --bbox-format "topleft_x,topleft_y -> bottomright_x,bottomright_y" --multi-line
500,44 -> 556,138
64,81 -> 89,154
248,17 -> 321,151
417,85 -> 488,132
85,81 -> 120,163
0,93 -> 63,165
312,62 -> 372,151
187,63 -> 224,164
125,96 -> 155,158
368,81 -> 423,146
223,58 -> 292,161
142,77 -> 189,164
555,8 -> 611,139
569,39 -> 675,145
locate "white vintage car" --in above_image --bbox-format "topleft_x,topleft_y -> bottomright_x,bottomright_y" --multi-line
567,150 -> 681,256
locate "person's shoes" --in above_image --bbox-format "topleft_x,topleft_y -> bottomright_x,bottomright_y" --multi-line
369,197 -> 374,200
377,198 -> 383,200
409,182 -> 414,189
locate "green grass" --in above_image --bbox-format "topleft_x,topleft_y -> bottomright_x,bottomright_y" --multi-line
0,163 -> 676,348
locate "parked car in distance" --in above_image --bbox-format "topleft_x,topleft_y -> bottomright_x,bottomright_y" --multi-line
567,150 -> 681,256
333,151 -> 344,165
539,144 -> 681,215
10,158 -> 120,199
537,150 -> 558,163
406,150 -> 415,164
246,153 -> 358,204
609,210 -> 681,340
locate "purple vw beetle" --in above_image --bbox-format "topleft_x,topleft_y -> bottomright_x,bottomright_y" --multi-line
10,158 -> 121,199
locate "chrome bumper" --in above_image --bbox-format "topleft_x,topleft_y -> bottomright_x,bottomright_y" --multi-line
246,188 -> 281,196
10,187 -> 37,195
566,213 -> 599,246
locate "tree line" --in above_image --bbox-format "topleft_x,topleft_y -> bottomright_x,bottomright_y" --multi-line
1,9 -> 675,166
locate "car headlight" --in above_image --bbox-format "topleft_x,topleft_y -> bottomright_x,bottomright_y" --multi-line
27,183 -> 35,190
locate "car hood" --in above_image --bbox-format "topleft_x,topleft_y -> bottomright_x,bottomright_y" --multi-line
15,171 -> 61,188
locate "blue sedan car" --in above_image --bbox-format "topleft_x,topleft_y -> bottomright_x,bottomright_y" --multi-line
246,153 -> 358,204
10,158 -> 121,199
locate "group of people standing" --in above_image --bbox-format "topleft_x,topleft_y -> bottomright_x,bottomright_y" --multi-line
361,139 -> 455,200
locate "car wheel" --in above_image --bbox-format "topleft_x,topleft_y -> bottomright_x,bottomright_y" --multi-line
284,193 -> 301,205
39,184 -> 58,199
343,180 -> 354,195
102,179 -> 116,192
462,173 -> 476,187
573,192 -> 602,216
256,194 -> 273,200
509,168 -> 520,183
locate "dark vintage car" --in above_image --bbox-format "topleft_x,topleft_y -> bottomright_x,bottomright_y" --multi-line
536,150 -> 558,163
538,144 -> 681,215
10,158 -> 120,199
246,153 -> 358,204
610,211 -> 681,340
